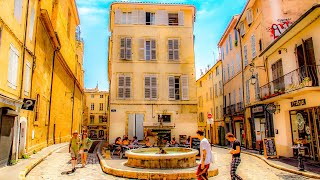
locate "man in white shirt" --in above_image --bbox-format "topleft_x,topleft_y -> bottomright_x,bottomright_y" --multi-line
196,130 -> 212,180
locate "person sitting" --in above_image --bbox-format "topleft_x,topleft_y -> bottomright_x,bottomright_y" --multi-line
113,137 -> 122,156
185,136 -> 191,145
122,136 -> 129,145
163,138 -> 170,147
171,138 -> 177,145
145,138 -> 152,147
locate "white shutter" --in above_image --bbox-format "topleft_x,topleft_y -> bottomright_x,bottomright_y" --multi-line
139,10 -> 146,25
24,61 -> 31,95
231,60 -> 235,76
244,45 -> 248,66
14,0 -> 23,22
178,11 -> 184,26
168,76 -> 175,100
139,38 -> 145,60
120,38 -> 125,59
125,76 -> 131,98
162,11 -> 168,25
246,9 -> 253,25
132,10 -> 139,24
237,53 -> 241,72
29,8 -> 35,40
118,75 -> 124,99
181,75 -> 189,100
115,9 -> 122,24
144,76 -> 151,99
155,10 -> 161,25
126,38 -> 132,60
156,10 -> 168,25
251,35 -> 256,58
12,50 -> 19,89
151,76 -> 157,100
168,39 -> 173,60
151,39 -> 156,60
8,48 -> 14,87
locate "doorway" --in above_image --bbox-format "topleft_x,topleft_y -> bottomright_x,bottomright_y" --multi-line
0,112 -> 16,167
98,130 -> 104,139
18,117 -> 27,158
234,121 -> 244,146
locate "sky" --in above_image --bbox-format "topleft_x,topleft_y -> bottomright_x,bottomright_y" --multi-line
76,0 -> 247,90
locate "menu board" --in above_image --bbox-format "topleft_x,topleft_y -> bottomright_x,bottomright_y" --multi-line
190,137 -> 200,156
263,138 -> 278,158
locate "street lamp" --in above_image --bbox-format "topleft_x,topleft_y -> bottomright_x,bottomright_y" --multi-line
250,74 -> 257,85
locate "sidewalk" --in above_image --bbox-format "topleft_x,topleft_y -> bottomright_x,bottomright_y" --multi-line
0,143 -> 68,180
213,145 -> 320,179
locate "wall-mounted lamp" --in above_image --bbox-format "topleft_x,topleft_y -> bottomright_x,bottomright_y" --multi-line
249,62 -> 266,85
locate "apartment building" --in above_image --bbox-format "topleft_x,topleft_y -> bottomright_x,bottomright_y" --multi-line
218,15 -> 245,146
0,0 -> 84,166
84,86 -> 109,141
196,61 -> 224,145
108,2 -> 197,143
235,0 -> 319,150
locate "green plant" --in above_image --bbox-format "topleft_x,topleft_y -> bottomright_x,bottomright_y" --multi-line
303,77 -> 311,82
234,40 -> 238,46
33,150 -> 37,154
22,154 -> 29,159
9,160 -> 18,165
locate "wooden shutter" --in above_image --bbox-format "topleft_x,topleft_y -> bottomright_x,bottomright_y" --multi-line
29,8 -> 35,40
115,9 -> 122,24
139,10 -> 146,25
132,10 -> 139,24
168,76 -> 175,100
251,35 -> 256,58
126,38 -> 132,60
168,39 -> 173,60
155,10 -> 161,25
181,75 -> 189,100
162,11 -> 168,25
120,38 -> 125,59
118,75 -> 125,99
144,76 -> 151,99
304,38 -> 316,66
156,10 -> 168,25
125,76 -> 131,98
178,11 -> 184,26
139,39 -> 145,60
246,9 -> 253,25
151,39 -> 156,60
174,39 -> 179,60
151,76 -> 157,100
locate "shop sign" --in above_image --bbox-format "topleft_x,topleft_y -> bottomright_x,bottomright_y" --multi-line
21,98 -> 36,111
233,116 -> 244,121
252,105 -> 264,113
291,99 -> 306,107
266,103 -> 276,114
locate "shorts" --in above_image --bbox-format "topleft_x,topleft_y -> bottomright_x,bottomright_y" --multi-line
70,149 -> 78,159
196,164 -> 210,180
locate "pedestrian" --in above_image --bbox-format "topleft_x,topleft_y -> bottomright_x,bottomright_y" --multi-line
196,130 -> 212,180
69,130 -> 80,173
226,132 -> 243,180
79,132 -> 93,168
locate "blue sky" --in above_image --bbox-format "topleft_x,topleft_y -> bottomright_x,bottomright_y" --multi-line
76,0 -> 247,90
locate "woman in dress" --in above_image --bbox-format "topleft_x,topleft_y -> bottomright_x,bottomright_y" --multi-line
79,133 -> 92,168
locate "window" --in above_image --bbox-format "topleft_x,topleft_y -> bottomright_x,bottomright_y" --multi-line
231,60 -> 235,76
145,75 -> 157,100
168,39 -> 179,60
90,115 -> 94,124
216,106 -> 219,119
216,66 -> 219,76
91,103 -> 94,110
229,34 -> 232,50
236,53 -> 241,72
91,94 -> 94,98
220,105 -> 223,118
146,12 -> 155,25
226,43 -> 229,55
159,115 -> 171,123
215,84 -> 218,97
219,81 -> 222,95
221,47 -> 224,60
100,95 -> 103,98
67,9 -> 71,38
239,87 -> 243,102
199,112 -> 204,122
227,64 -> 230,80
223,68 -> 226,82
233,90 -> 236,105
14,0 -> 23,21
99,116 -> 103,123
29,8 -> 35,40
34,94 -> 40,121
234,29 -> 238,42
24,61 -> 31,96
99,103 -> 103,111
139,39 -> 156,60
246,80 -> 250,104
259,39 -> 262,51
168,75 -> 188,100
210,87 -> 213,100
240,22 -> 245,36
246,9 -> 253,25
8,44 -> 19,89
168,13 -> 178,26
118,75 -> 131,99
251,35 -> 256,58
122,12 -> 132,24
255,73 -> 260,100
120,38 -> 132,60
244,45 -> 248,66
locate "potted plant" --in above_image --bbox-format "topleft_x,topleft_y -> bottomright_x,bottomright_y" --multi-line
303,77 -> 312,86
234,40 -> 238,47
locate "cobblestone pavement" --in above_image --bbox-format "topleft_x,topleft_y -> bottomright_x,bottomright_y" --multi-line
27,145 -> 315,180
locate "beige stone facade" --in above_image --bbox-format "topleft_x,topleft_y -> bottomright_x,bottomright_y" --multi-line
108,2 -> 198,143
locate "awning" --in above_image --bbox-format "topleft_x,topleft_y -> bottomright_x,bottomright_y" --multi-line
0,94 -> 23,109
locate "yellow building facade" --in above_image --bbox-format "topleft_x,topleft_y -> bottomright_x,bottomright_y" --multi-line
0,0 -> 84,165
108,2 -> 198,143
84,86 -> 109,141
258,4 -> 320,160
235,0 -> 320,149
196,61 -> 223,145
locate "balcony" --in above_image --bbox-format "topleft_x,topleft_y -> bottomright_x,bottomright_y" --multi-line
230,104 -> 236,114
260,65 -> 320,101
236,102 -> 244,113
223,106 -> 231,116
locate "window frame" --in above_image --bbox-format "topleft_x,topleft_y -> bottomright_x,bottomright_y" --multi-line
168,13 -> 179,26
168,39 -> 179,60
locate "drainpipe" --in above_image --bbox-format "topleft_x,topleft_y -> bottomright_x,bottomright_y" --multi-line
70,80 -> 76,135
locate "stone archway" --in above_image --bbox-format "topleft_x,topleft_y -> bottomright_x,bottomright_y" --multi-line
18,117 -> 27,158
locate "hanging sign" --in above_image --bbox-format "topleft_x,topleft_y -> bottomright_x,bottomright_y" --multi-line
265,104 -> 276,114
21,98 -> 36,111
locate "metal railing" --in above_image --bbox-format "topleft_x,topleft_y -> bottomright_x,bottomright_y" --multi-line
224,106 -> 231,115
236,102 -> 244,112
260,65 -> 319,100
230,104 -> 236,114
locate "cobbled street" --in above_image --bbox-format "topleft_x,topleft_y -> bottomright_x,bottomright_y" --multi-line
26,145 -> 315,180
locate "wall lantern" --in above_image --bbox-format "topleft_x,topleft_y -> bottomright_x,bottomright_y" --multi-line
249,62 -> 266,86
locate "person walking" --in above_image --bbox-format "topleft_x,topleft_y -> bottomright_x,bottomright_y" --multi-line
79,132 -> 93,168
196,130 -> 212,180
226,132 -> 243,180
69,130 -> 80,173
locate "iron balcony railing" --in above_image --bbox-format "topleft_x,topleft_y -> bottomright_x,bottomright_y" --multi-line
236,102 -> 244,113
260,65 -> 319,100
223,106 -> 231,115
230,104 -> 236,114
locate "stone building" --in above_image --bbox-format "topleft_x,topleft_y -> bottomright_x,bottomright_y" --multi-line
196,60 -> 224,145
0,0 -> 84,166
84,86 -> 109,141
108,2 -> 198,143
